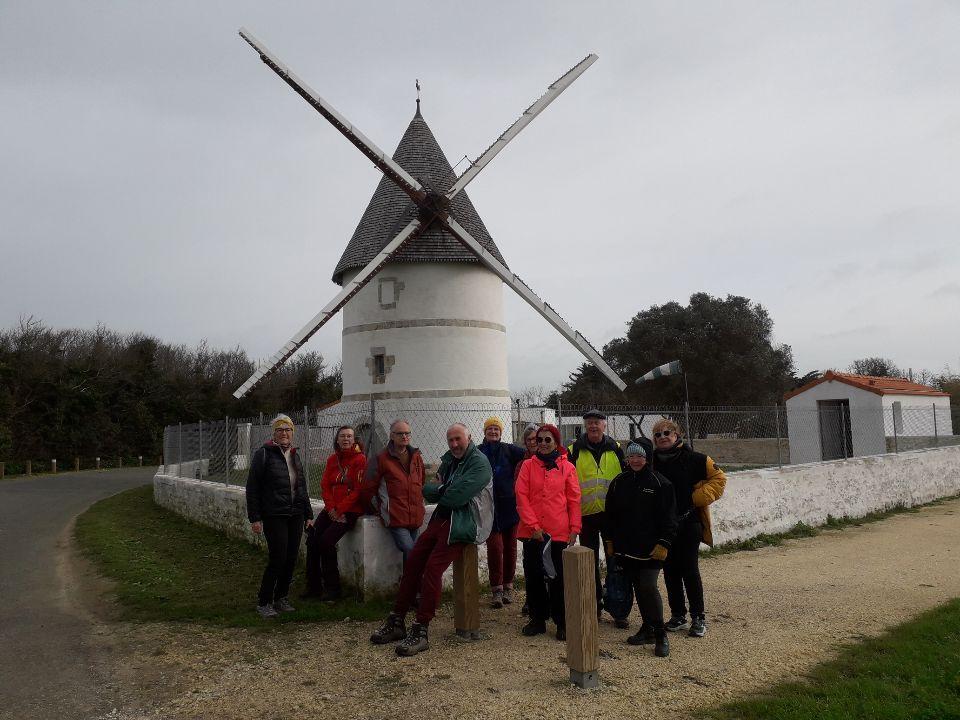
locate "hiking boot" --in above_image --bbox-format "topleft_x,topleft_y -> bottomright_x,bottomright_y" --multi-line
654,629 -> 670,657
627,623 -> 655,645
396,623 -> 429,656
256,604 -> 279,619
614,617 -> 630,629
521,619 -> 547,636
502,587 -> 515,605
556,626 -> 566,642
689,615 -> 706,638
665,615 -> 689,632
272,597 -> 296,613
370,613 -> 406,644
490,590 -> 504,609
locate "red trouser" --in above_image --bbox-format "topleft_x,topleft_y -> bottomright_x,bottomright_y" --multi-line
486,524 -> 518,589
393,518 -> 464,625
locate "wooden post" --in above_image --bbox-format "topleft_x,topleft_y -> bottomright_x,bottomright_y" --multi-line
26,460 -> 32,476
51,459 -> 57,474
453,543 -> 481,639
74,457 -> 80,472
138,455 -> 143,467
119,456 -> 123,469
96,456 -> 101,471
563,545 -> 600,689
0,462 -> 4,480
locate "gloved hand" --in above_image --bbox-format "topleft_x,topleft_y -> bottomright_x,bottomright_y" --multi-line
650,544 -> 669,561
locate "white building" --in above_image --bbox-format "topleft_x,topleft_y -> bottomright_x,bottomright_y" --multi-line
784,371 -> 953,464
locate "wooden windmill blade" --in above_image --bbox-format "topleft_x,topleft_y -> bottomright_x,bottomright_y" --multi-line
442,216 -> 627,392
444,53 -> 598,201
238,28 -> 425,203
233,217 -> 425,399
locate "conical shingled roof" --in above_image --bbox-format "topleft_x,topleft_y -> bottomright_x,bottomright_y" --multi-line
331,106 -> 508,285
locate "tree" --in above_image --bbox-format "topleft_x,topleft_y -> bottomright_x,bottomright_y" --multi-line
848,357 -> 903,378
560,293 -> 795,407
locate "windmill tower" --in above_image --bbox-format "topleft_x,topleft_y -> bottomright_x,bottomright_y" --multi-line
233,29 -> 626,458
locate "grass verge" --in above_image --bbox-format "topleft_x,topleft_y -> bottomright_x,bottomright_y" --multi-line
703,494 -> 959,557
701,597 -> 960,720
75,485 -> 390,627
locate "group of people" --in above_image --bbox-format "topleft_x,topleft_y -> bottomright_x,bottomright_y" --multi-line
245,409 -> 726,659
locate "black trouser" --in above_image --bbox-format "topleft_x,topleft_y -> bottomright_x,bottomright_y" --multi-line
663,518 -> 705,618
304,510 -> 358,595
624,559 -> 665,629
258,515 -> 304,606
522,539 -> 567,628
580,511 -> 617,615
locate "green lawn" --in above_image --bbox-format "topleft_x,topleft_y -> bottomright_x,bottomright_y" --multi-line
75,485 -> 390,627
702,598 -> 960,720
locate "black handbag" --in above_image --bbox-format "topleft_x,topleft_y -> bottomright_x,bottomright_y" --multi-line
603,557 -> 633,619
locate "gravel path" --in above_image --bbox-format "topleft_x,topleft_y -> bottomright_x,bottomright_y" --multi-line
58,497 -> 960,719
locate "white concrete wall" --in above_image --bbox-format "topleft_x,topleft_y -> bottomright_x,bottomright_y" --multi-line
880,395 -> 953,437
786,382 -> 884,463
710,445 -> 960,545
340,262 -> 509,399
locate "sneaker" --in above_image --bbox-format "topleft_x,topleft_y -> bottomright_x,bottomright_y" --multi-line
556,626 -> 566,642
490,590 -> 504,609
665,615 -> 689,632
614,617 -> 630,630
396,623 -> 429,656
654,629 -> 670,657
272,597 -> 296,613
370,613 -> 407,644
521,619 -> 547,636
689,615 -> 706,638
627,623 -> 655,645
502,587 -> 515,605
256,604 -> 279,619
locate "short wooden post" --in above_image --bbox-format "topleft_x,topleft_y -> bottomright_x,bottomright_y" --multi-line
138,455 -> 143,467
26,460 -> 32,476
51,459 -> 57,473
118,456 -> 123,469
74,457 -> 80,472
0,462 -> 5,480
95,456 -> 101,471
453,543 -> 481,639
563,545 -> 599,689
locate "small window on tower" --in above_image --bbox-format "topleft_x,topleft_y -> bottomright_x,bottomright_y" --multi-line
374,353 -> 386,377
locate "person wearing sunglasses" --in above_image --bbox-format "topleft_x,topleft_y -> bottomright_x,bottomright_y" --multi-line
650,419 -> 727,638
605,439 -> 677,657
362,419 -> 426,566
566,409 -> 628,626
245,414 -> 315,619
515,424 -> 581,640
478,416 -> 527,609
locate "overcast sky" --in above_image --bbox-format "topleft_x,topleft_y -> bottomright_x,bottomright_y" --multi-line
2,1 -> 958,393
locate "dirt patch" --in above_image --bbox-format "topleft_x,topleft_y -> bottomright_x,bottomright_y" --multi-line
84,499 -> 960,720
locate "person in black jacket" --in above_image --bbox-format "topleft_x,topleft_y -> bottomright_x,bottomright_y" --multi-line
605,439 -> 677,657
245,414 -> 315,618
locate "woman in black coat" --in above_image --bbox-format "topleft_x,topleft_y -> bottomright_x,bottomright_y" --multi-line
605,439 -> 678,657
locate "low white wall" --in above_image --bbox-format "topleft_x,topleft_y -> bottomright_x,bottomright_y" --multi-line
154,445 -> 960,596
711,445 -> 960,545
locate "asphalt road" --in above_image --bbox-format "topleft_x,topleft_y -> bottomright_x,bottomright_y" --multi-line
0,468 -> 154,720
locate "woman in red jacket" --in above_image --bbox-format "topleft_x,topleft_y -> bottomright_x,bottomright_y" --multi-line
303,426 -> 367,601
515,424 -> 581,640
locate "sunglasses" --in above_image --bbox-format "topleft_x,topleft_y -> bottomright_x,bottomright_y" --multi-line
653,430 -> 674,438
391,431 -> 411,436
536,436 -> 555,444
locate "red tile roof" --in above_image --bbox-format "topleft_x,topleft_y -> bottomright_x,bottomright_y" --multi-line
784,370 -> 950,400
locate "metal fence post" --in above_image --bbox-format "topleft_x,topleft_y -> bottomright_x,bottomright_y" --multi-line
892,407 -> 899,453
224,415 -> 230,486
178,422 -> 183,473
684,401 -> 694,451
302,405 -> 310,490
933,403 -> 938,445
198,421 -> 204,478
368,396 -> 377,452
557,397 -> 564,444
774,404 -> 783,469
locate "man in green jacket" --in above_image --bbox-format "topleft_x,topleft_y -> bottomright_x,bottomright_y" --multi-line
567,409 -> 627,626
370,423 -> 493,656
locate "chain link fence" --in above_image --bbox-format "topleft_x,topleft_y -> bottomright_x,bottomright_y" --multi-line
160,399 -> 959,487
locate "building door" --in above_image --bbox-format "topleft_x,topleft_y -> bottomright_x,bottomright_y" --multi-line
818,399 -> 853,460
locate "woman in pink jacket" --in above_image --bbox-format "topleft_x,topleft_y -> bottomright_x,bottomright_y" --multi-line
515,423 -> 582,640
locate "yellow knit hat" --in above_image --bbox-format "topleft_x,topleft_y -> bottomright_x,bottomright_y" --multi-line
271,414 -> 295,431
483,416 -> 504,432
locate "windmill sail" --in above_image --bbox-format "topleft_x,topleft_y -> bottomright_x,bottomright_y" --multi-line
444,216 -> 626,391
637,360 -> 683,384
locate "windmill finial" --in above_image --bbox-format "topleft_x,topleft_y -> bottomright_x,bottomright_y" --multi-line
415,78 -> 421,116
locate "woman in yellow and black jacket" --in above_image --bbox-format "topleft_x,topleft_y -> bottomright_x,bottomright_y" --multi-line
650,419 -> 726,639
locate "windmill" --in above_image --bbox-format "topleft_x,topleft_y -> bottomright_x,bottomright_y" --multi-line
233,28 -> 625,449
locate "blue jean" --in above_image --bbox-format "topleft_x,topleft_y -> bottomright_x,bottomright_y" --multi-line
389,527 -> 419,564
